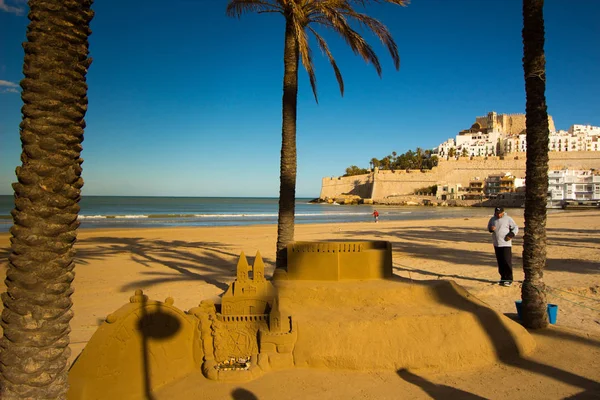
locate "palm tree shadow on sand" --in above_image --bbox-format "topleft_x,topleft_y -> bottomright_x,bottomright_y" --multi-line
72,236 -> 277,293
392,276 -> 600,397
397,369 -> 486,399
338,225 -> 600,276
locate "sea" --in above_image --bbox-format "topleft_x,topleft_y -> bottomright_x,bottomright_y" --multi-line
0,195 -> 520,233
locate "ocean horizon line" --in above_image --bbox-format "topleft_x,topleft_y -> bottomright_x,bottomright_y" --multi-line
0,195 -> 506,233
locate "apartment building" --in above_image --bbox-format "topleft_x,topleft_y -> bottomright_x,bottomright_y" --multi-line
548,169 -> 600,201
485,173 -> 524,197
463,177 -> 485,200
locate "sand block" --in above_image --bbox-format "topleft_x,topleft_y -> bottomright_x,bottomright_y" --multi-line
287,241 -> 392,280
68,291 -> 203,400
275,278 -> 536,371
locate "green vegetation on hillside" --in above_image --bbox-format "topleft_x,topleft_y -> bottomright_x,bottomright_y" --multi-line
344,148 -> 439,176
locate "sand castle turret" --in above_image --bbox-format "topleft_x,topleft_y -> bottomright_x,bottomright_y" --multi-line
253,250 -> 266,282
269,296 -> 288,333
221,251 -> 275,315
236,250 -> 250,283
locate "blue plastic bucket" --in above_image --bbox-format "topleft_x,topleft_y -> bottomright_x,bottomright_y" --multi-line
514,301 -> 558,324
547,304 -> 558,324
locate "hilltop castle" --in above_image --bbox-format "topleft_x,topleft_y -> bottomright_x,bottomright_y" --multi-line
463,111 -> 556,136
437,111 -> 599,158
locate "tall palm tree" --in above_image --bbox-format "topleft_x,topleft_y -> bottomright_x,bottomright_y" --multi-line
370,157 -> 380,170
226,0 -> 407,270
415,147 -> 423,170
521,0 -> 549,329
0,1 -> 94,398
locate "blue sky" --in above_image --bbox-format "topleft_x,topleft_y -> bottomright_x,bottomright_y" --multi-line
1,0 -> 599,198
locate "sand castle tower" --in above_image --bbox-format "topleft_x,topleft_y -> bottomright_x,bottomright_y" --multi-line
221,251 -> 274,316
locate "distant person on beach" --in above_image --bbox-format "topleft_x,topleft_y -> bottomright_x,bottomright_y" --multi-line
487,207 -> 519,286
373,210 -> 379,223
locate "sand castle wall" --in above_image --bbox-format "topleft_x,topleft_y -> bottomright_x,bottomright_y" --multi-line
319,151 -> 600,201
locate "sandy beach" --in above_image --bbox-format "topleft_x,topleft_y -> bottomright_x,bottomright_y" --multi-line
1,210 -> 599,399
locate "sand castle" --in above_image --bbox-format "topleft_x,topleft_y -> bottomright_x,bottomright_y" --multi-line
68,241 -> 535,399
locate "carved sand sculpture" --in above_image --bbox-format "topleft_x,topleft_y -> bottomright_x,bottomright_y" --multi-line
68,241 -> 535,399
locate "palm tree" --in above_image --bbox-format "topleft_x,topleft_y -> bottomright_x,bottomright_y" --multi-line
380,156 -> 390,170
521,0 -> 549,329
370,157 -> 380,170
415,147 -> 423,170
226,0 -> 407,270
0,1 -> 94,398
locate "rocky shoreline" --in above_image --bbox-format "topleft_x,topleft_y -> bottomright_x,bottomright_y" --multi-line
311,194 -> 483,207
311,194 -> 526,208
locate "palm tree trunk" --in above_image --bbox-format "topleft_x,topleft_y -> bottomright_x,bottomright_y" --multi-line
521,0 -> 549,329
0,1 -> 94,398
275,19 -> 299,270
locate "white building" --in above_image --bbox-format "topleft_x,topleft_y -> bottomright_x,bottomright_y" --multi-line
436,182 -> 463,200
549,130 -> 574,152
547,169 -> 600,201
437,121 -> 600,158
436,138 -> 456,158
506,125 -> 600,154
503,133 -> 527,154
454,130 -> 501,157
570,124 -> 600,135
570,125 -> 600,151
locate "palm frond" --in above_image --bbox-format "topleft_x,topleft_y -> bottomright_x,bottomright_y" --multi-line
309,26 -> 344,96
293,15 -> 319,102
338,9 -> 400,69
226,0 -> 283,18
348,0 -> 409,7
313,6 -> 382,75
228,0 -> 405,101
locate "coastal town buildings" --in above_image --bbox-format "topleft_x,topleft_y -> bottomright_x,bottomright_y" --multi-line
437,173 -> 525,201
548,169 -> 600,201
321,151 -> 600,206
437,168 -> 598,205
484,173 -> 524,197
435,183 -> 463,201
322,111 -> 600,205
436,112 -> 600,158
508,125 -> 600,154
464,178 -> 485,200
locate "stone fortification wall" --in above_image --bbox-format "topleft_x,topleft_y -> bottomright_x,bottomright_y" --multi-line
319,152 -> 600,201
545,151 -> 600,168
320,174 -> 373,199
370,169 -> 439,200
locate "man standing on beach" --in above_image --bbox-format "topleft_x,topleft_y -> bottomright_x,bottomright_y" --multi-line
487,207 -> 519,286
373,210 -> 379,223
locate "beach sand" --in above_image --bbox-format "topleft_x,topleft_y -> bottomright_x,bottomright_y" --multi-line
1,210 -> 599,398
